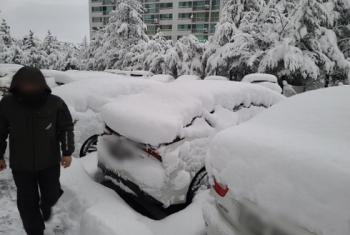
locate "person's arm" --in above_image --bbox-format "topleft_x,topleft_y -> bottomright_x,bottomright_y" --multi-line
57,98 -> 75,168
0,100 -> 9,171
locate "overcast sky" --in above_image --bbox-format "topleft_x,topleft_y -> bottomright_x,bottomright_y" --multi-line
0,0 -> 89,43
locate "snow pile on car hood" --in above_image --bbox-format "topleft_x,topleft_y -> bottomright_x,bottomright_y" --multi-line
101,80 -> 285,145
206,86 -> 350,235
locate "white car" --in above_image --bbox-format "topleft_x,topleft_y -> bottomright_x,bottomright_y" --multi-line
105,69 -> 154,79
175,75 -> 201,81
204,76 -> 229,81
241,73 -> 282,93
96,80 -> 284,207
203,86 -> 350,235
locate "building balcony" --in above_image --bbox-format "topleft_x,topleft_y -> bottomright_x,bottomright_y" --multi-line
192,28 -> 209,34
192,17 -> 209,23
193,5 -> 210,11
211,17 -> 219,22
144,8 -> 159,13
102,0 -> 116,5
211,5 -> 220,10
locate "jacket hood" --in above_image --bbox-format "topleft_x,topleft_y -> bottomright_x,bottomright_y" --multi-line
9,67 -> 51,94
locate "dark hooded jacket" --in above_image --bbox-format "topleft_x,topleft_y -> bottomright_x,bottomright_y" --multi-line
0,67 -> 75,172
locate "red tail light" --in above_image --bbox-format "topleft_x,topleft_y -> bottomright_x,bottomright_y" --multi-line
214,179 -> 229,197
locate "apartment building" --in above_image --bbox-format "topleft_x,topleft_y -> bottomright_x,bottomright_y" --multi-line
89,0 -> 223,42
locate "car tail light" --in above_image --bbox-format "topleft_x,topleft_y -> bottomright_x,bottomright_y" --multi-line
214,179 -> 229,197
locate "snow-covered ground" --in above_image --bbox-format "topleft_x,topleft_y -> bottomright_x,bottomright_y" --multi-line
0,151 -> 209,235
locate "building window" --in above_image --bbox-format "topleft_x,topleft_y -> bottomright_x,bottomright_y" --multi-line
179,1 -> 192,8
92,17 -> 103,22
164,36 -> 172,40
160,2 -> 173,9
92,6 -> 102,12
102,0 -> 116,4
192,24 -> 209,33
92,0 -> 102,2
178,24 -> 191,30
103,17 -> 110,25
195,35 -> 208,42
144,14 -> 159,24
211,0 -> 220,10
103,6 -> 116,15
92,27 -> 100,31
177,35 -> 184,40
161,25 -> 172,31
211,12 -> 219,22
193,1 -> 210,11
210,24 -> 216,33
178,13 -> 192,19
160,14 -> 172,20
145,4 -> 159,13
192,12 -> 209,22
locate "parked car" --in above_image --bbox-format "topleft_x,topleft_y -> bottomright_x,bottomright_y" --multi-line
91,80 -> 284,207
105,69 -> 154,79
175,75 -> 201,81
241,73 -> 282,93
204,76 -> 229,81
203,86 -> 350,235
52,76 -> 160,156
149,74 -> 175,83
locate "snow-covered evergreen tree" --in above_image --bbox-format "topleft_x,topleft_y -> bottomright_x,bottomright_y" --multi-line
100,0 -> 149,69
20,30 -> 46,68
0,19 -> 13,49
40,30 -> 61,69
143,28 -> 173,74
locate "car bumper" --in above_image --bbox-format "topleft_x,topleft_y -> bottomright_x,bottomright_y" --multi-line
202,193 -> 241,235
98,160 -> 164,206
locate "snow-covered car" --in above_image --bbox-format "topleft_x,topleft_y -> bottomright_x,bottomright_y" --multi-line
203,86 -> 350,235
204,76 -> 229,81
175,75 -> 201,81
105,69 -> 154,79
149,74 -> 175,83
96,80 -> 285,207
52,76 -> 160,156
241,73 -> 282,93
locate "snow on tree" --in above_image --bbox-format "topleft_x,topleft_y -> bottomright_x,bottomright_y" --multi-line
165,35 -> 205,77
40,30 -> 62,69
0,19 -> 12,50
83,29 -> 106,70
143,28 -> 173,74
19,30 -> 46,68
95,0 -> 149,69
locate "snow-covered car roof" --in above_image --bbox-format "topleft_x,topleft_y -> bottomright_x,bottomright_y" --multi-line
52,77 -> 160,113
242,73 -> 282,93
101,80 -> 285,145
53,71 -> 121,84
0,64 -> 23,78
149,74 -> 175,83
204,75 -> 229,81
175,75 -> 201,81
206,86 -> 350,235
242,73 -> 278,83
105,70 -> 154,78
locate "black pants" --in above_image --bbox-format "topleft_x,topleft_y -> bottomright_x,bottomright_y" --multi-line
12,164 -> 63,235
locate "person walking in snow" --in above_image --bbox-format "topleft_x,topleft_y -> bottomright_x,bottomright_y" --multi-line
0,67 -> 75,235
